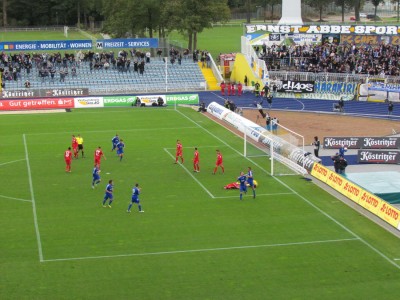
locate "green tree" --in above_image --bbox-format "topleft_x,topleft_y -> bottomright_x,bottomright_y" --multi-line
304,0 -> 332,21
370,0 -> 384,18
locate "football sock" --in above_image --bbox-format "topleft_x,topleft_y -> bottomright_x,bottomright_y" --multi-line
128,204 -> 132,211
138,205 -> 142,211
240,193 -> 243,200
108,200 -> 113,206
120,156 -> 122,161
253,190 -> 256,198
102,199 -> 107,205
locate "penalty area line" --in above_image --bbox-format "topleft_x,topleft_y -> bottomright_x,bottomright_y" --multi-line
0,158 -> 26,166
163,148 -> 215,199
0,194 -> 32,203
42,238 -> 359,263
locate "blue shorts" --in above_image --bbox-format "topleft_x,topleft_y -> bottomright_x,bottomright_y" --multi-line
104,193 -> 113,200
247,179 -> 254,187
131,196 -> 139,203
117,149 -> 124,155
93,175 -> 100,181
240,185 -> 247,193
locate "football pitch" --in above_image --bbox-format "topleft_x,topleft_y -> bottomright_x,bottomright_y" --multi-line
1,106 -> 400,299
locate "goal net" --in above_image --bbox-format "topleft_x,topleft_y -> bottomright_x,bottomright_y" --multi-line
243,122 -> 307,176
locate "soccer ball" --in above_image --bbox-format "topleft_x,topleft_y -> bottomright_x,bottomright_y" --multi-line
344,147 -> 348,151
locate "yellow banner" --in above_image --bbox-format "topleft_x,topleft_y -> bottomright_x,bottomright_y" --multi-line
310,163 -> 400,229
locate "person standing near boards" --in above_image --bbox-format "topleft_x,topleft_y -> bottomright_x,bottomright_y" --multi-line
311,136 -> 320,158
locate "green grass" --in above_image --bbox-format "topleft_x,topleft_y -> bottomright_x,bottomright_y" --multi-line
168,25 -> 243,58
1,106 -> 400,299
0,30 -> 94,41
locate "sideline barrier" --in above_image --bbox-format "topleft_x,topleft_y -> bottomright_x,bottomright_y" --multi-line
311,163 -> 400,230
0,93 -> 199,111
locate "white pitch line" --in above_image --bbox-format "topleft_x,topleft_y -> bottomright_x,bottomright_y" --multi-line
23,134 -> 44,262
175,108 -> 400,271
0,158 -> 26,166
394,258 -> 400,261
42,237 -> 359,263
214,192 -> 294,199
164,148 -> 215,198
0,194 -> 32,203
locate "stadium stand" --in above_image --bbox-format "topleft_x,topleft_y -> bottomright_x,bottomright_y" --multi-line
1,52 -> 207,94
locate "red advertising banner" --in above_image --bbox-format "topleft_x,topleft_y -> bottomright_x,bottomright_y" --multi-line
0,98 -> 74,110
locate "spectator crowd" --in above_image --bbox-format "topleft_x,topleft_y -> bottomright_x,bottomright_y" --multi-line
256,41 -> 400,76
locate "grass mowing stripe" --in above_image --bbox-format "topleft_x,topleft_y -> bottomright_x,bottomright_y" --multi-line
163,148 -> 215,198
26,126 -> 199,136
42,238 -> 360,262
0,194 -> 32,202
23,134 -> 44,262
175,108 -> 400,271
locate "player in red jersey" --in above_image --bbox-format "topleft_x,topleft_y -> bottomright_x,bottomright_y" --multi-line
213,149 -> 224,174
71,135 -> 79,158
220,81 -> 226,96
193,147 -> 200,172
175,139 -> 184,164
237,81 -> 243,96
64,147 -> 72,172
94,146 -> 106,169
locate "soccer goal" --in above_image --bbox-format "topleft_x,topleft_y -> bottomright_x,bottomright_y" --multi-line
243,122 -> 307,176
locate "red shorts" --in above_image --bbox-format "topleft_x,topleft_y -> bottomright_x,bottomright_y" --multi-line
65,159 -> 71,165
94,158 -> 101,165
216,161 -> 222,166
194,159 -> 199,164
176,151 -> 182,157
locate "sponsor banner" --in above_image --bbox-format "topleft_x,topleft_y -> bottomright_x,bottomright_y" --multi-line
247,33 -> 321,45
358,150 -> 400,164
310,163 -> 330,182
341,180 -> 364,203
103,96 -> 136,107
245,24 -> 400,36
0,98 -> 74,110
359,190 -> 383,216
1,88 -> 89,99
96,38 -> 158,49
42,88 -> 89,98
0,40 -> 92,51
367,82 -> 400,93
341,34 -> 400,46
378,202 -> 400,229
324,137 -> 400,149
1,89 -> 40,99
325,170 -> 346,191
277,80 -> 315,93
74,97 -> 104,108
135,95 -> 165,106
166,94 -> 199,105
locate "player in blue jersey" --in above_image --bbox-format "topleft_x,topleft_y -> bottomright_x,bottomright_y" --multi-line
237,171 -> 247,200
111,134 -> 120,152
102,179 -> 114,208
127,183 -> 144,213
246,167 -> 256,199
116,139 -> 125,161
92,165 -> 101,189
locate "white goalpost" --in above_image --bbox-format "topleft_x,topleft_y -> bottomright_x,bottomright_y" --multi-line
242,122 -> 307,176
